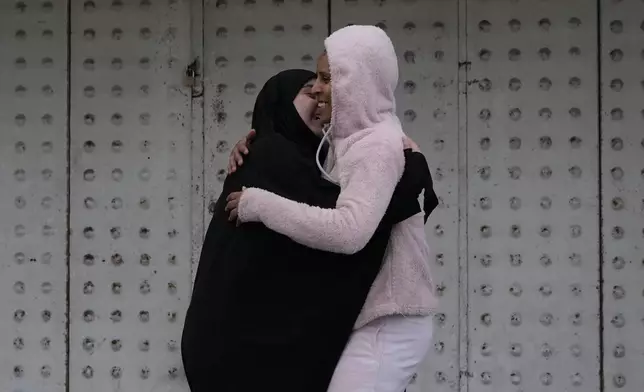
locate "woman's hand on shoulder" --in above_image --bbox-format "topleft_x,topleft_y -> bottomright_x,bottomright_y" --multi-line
403,135 -> 421,152
227,129 -> 256,174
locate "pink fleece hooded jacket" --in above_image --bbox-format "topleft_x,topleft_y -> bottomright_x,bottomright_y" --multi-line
238,25 -> 437,329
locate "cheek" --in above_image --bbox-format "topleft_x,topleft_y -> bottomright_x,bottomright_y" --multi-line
293,95 -> 316,117
324,85 -> 332,100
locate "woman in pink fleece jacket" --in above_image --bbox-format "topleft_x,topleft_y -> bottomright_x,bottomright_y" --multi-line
227,25 -> 438,392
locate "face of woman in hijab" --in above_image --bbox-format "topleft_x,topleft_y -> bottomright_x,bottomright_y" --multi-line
311,52 -> 332,125
293,78 -> 325,137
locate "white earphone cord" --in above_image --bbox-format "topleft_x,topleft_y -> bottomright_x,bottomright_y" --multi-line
316,124 -> 338,185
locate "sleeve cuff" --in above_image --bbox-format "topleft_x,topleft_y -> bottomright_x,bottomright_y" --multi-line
237,187 -> 263,223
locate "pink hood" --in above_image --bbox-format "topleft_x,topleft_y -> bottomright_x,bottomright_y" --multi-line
325,25 -> 401,140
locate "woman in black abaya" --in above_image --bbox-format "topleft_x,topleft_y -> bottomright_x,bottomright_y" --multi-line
181,70 -> 434,392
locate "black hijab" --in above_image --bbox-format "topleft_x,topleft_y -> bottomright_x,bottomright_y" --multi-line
251,69 -> 323,159
182,70 -> 438,392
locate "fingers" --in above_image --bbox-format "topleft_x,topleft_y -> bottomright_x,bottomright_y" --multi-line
225,191 -> 242,222
231,145 -> 245,171
228,153 -> 236,174
228,133 -> 254,174
225,200 -> 239,221
403,136 -> 421,152
225,191 -> 240,207
228,148 -> 238,174
228,207 -> 238,222
238,131 -> 254,158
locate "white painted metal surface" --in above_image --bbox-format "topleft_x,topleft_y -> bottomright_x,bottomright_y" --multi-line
1,1 -> 643,392
67,0 -> 192,391
601,0 -> 644,390
466,1 -> 600,390
0,1 -> 68,392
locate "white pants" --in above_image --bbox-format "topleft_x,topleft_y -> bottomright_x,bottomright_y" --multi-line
327,315 -> 433,392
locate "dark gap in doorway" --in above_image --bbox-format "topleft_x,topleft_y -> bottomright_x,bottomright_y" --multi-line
327,0 -> 332,36
595,0 -> 605,390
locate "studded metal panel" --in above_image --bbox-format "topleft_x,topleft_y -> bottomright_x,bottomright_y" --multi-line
330,2 -> 462,391
601,1 -> 644,391
203,0 -> 327,216
466,1 -> 600,391
3,2 -> 644,392
0,1 -> 68,391
68,0 -> 192,390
